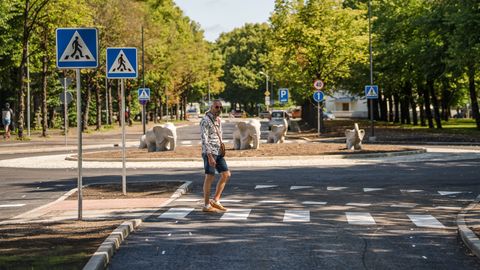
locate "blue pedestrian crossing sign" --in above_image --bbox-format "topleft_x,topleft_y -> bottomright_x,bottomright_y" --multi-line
279,88 -> 289,103
56,28 -> 98,69
313,91 -> 324,102
138,88 -> 150,101
365,85 -> 379,99
106,47 -> 138,79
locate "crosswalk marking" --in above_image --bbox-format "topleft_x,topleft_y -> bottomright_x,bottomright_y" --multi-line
346,212 -> 376,225
283,210 -> 310,222
221,209 -> 251,220
158,208 -> 194,219
390,203 -> 417,208
220,199 -> 242,203
400,189 -> 423,193
255,185 -> 278,189
180,140 -> 192,145
327,186 -> 347,191
176,198 -> 200,202
290,186 -> 313,190
302,201 -> 327,205
434,206 -> 462,211
363,188 -> 384,192
346,203 -> 371,207
0,204 -> 26,208
259,200 -> 285,204
407,214 -> 445,229
438,191 -> 463,196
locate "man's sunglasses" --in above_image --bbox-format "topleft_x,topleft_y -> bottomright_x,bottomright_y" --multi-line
215,106 -> 223,109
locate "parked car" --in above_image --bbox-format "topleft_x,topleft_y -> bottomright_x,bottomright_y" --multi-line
323,111 -> 335,120
230,110 -> 247,118
269,110 -> 291,130
186,108 -> 199,119
259,111 -> 271,119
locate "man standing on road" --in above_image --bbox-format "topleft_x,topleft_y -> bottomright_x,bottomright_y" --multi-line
2,103 -> 14,139
200,100 -> 231,212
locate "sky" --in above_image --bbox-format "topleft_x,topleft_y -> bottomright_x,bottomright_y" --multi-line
174,0 -> 275,42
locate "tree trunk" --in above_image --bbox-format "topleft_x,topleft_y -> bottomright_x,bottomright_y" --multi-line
467,64 -> 480,129
393,94 -> 400,123
82,75 -> 92,131
421,81 -> 434,128
407,83 -> 418,126
41,25 -> 49,137
427,78 -> 442,129
379,91 -> 388,121
95,77 -> 102,130
419,98 -> 426,126
388,96 -> 394,122
107,80 -> 113,125
441,80 -> 452,121
17,1 -> 30,138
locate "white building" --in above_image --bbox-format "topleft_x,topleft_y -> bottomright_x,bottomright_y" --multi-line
324,90 -> 368,118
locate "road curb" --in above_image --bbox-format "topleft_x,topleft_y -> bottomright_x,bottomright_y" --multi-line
82,181 -> 192,270
457,194 -> 480,259
69,148 -> 427,162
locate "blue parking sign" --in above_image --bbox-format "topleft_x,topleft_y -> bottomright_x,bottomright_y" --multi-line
279,88 -> 289,103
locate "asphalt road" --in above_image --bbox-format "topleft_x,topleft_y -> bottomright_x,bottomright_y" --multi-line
104,159 -> 480,270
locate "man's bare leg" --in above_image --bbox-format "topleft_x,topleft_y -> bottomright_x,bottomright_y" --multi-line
203,174 -> 215,206
214,171 -> 231,202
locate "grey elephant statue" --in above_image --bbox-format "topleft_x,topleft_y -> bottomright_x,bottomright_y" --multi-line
232,119 -> 261,150
267,124 -> 287,143
345,123 -> 365,150
139,123 -> 177,152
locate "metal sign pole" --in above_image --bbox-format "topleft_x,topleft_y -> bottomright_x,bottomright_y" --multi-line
121,79 -> 127,195
317,101 -> 320,136
105,78 -> 109,125
76,69 -> 83,220
64,78 -> 68,150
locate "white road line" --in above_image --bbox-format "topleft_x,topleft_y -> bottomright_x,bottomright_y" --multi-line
290,186 -> 313,190
283,210 -> 310,222
390,203 -> 417,208
346,212 -> 376,225
400,189 -> 423,193
259,200 -> 285,204
327,186 -> 347,191
438,191 -> 463,196
175,198 -> 200,202
221,209 -> 251,220
220,199 -> 242,203
180,140 -> 192,145
363,188 -> 384,192
255,185 -> 278,189
407,214 -> 445,229
346,203 -> 372,207
0,204 -> 26,208
434,206 -> 462,211
158,208 -> 194,219
302,201 -> 327,205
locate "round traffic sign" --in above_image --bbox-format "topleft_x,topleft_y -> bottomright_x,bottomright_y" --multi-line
59,91 -> 73,104
314,80 -> 324,90
313,91 -> 324,102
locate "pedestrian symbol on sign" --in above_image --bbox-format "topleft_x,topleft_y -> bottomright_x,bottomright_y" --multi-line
365,85 -> 378,99
59,31 -> 95,61
109,50 -> 135,73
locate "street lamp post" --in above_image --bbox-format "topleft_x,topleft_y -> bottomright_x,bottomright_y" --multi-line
260,71 -> 269,111
368,0 -> 376,141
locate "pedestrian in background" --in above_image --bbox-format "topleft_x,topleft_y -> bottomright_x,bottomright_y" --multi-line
200,99 -> 231,212
2,103 -> 14,139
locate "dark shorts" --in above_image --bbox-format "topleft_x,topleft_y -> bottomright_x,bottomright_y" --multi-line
202,153 -> 229,175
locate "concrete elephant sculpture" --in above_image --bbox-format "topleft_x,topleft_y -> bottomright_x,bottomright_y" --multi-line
232,119 -> 261,150
345,123 -> 365,150
139,123 -> 177,152
267,124 -> 287,143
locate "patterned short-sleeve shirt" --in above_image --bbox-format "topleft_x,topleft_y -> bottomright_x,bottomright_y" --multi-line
200,112 -> 223,155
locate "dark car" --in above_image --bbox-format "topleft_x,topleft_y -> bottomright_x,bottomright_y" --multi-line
231,110 -> 247,118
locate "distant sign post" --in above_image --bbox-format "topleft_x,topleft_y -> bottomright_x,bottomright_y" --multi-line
313,91 -> 325,136
107,47 -> 138,196
56,28 -> 98,221
365,85 -> 379,140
